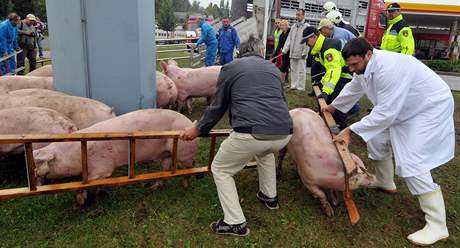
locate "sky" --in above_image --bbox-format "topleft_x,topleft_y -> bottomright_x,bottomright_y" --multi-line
199,0 -> 225,8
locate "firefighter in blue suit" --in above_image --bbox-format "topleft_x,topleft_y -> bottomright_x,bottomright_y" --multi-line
0,13 -> 20,75
193,17 -> 218,66
217,17 -> 240,65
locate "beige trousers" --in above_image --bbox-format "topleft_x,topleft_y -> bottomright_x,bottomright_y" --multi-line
290,58 -> 306,90
211,132 -> 291,224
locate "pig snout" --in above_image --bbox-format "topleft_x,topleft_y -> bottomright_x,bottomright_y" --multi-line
33,150 -> 55,180
348,154 -> 376,190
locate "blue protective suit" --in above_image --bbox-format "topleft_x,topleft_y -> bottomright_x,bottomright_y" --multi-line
217,25 -> 240,65
196,21 -> 217,66
0,20 -> 19,75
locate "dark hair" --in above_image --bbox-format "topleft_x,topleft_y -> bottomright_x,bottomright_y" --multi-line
342,38 -> 374,60
238,35 -> 264,58
297,9 -> 305,15
8,12 -> 19,21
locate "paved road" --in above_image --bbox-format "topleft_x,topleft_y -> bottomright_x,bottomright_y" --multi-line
439,74 -> 460,91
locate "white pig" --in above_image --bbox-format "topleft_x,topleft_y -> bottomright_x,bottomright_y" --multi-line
0,76 -> 54,94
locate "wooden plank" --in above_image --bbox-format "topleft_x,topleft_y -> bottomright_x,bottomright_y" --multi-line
208,136 -> 217,170
171,138 -> 178,173
24,143 -> 37,191
313,86 -> 339,134
0,166 -> 211,200
0,129 -> 232,144
81,141 -> 88,184
128,139 -> 136,179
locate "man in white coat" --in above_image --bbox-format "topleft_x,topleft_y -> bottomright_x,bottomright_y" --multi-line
282,9 -> 310,91
323,38 -> 454,246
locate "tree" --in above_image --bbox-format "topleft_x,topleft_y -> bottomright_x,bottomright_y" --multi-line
225,1 -> 230,18
157,0 -> 177,35
0,0 -> 14,19
189,0 -> 201,13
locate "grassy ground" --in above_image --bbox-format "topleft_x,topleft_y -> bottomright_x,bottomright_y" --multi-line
0,83 -> 458,247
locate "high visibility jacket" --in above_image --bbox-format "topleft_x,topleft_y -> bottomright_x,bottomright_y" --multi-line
310,34 -> 350,95
381,14 -> 415,55
274,28 -> 282,52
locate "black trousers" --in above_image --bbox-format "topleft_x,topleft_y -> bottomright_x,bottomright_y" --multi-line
17,45 -> 36,75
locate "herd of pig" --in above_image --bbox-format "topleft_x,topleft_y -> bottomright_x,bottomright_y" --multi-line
0,62 -> 376,216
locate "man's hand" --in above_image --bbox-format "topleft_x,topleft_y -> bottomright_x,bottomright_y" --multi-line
321,104 -> 336,114
2,52 -> 8,58
191,44 -> 197,49
179,125 -> 200,141
235,49 -> 240,56
333,127 -> 352,147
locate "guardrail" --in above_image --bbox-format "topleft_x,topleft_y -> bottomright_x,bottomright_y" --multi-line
0,50 -> 24,76
155,38 -> 205,68
0,129 -> 240,200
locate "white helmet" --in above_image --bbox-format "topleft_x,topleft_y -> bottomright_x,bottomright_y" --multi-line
323,2 -> 338,14
326,10 -> 343,25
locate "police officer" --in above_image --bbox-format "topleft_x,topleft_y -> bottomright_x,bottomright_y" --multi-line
301,26 -> 352,129
192,16 -> 218,66
381,3 -> 415,55
217,17 -> 240,65
326,10 -> 360,37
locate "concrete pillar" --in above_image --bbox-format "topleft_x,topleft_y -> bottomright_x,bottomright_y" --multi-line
46,0 -> 156,114
449,20 -> 458,43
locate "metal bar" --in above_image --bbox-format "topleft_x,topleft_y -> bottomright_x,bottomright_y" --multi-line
0,50 -> 22,63
156,38 -> 198,42
208,136 -> 217,171
157,49 -> 192,53
155,56 -> 191,61
24,143 -> 37,191
171,138 -> 178,173
156,43 -> 195,48
128,139 -> 136,179
81,141 -> 88,184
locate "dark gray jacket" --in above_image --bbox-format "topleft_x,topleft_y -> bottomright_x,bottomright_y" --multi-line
197,55 -> 293,135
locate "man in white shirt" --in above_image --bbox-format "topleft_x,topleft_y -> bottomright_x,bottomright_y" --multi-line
322,38 -> 454,246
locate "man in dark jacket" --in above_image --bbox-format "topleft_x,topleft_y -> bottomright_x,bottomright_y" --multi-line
217,17 -> 240,65
180,36 -> 292,237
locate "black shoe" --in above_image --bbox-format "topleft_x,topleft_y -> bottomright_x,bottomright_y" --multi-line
210,219 -> 250,237
256,191 -> 279,210
307,91 -> 315,97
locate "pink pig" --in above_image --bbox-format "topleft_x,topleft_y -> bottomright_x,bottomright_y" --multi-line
278,108 -> 376,216
160,59 -> 221,113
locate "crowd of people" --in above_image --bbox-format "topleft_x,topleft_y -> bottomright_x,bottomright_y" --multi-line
0,12 -> 46,76
183,2 -> 453,247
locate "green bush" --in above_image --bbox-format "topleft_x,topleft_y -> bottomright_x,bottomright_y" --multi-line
422,60 -> 454,72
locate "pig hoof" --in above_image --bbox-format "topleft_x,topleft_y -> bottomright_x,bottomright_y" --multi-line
182,177 -> 191,188
76,191 -> 88,206
320,200 -> 334,217
150,180 -> 164,191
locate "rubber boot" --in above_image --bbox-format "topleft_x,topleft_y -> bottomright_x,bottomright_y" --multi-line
407,189 -> 449,246
368,159 -> 397,193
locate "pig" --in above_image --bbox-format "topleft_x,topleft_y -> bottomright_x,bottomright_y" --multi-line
8,88 -> 67,97
0,76 -> 54,94
278,108 -> 376,216
156,71 -> 178,108
33,109 -> 199,203
26,64 -> 53,77
0,107 -> 77,158
0,95 -> 115,129
160,59 -> 221,113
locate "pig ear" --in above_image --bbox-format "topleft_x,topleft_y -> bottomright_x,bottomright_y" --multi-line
160,60 -> 168,73
34,150 -> 55,163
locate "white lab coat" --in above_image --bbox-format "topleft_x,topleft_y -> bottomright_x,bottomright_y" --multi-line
332,49 -> 455,177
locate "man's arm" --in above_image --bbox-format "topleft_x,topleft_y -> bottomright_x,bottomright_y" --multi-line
281,30 -> 292,54
320,49 -> 343,96
349,70 -> 411,142
399,27 -> 415,55
196,26 -> 207,46
331,76 -> 365,113
196,67 -> 231,136
0,25 -> 7,55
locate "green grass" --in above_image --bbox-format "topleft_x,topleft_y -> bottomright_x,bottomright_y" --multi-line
0,87 -> 458,247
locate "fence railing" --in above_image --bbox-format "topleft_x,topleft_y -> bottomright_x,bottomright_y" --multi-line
155,37 -> 205,68
0,129 -> 244,200
0,50 -> 24,76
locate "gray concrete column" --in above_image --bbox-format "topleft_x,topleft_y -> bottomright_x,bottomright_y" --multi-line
46,0 -> 156,114
449,19 -> 458,43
